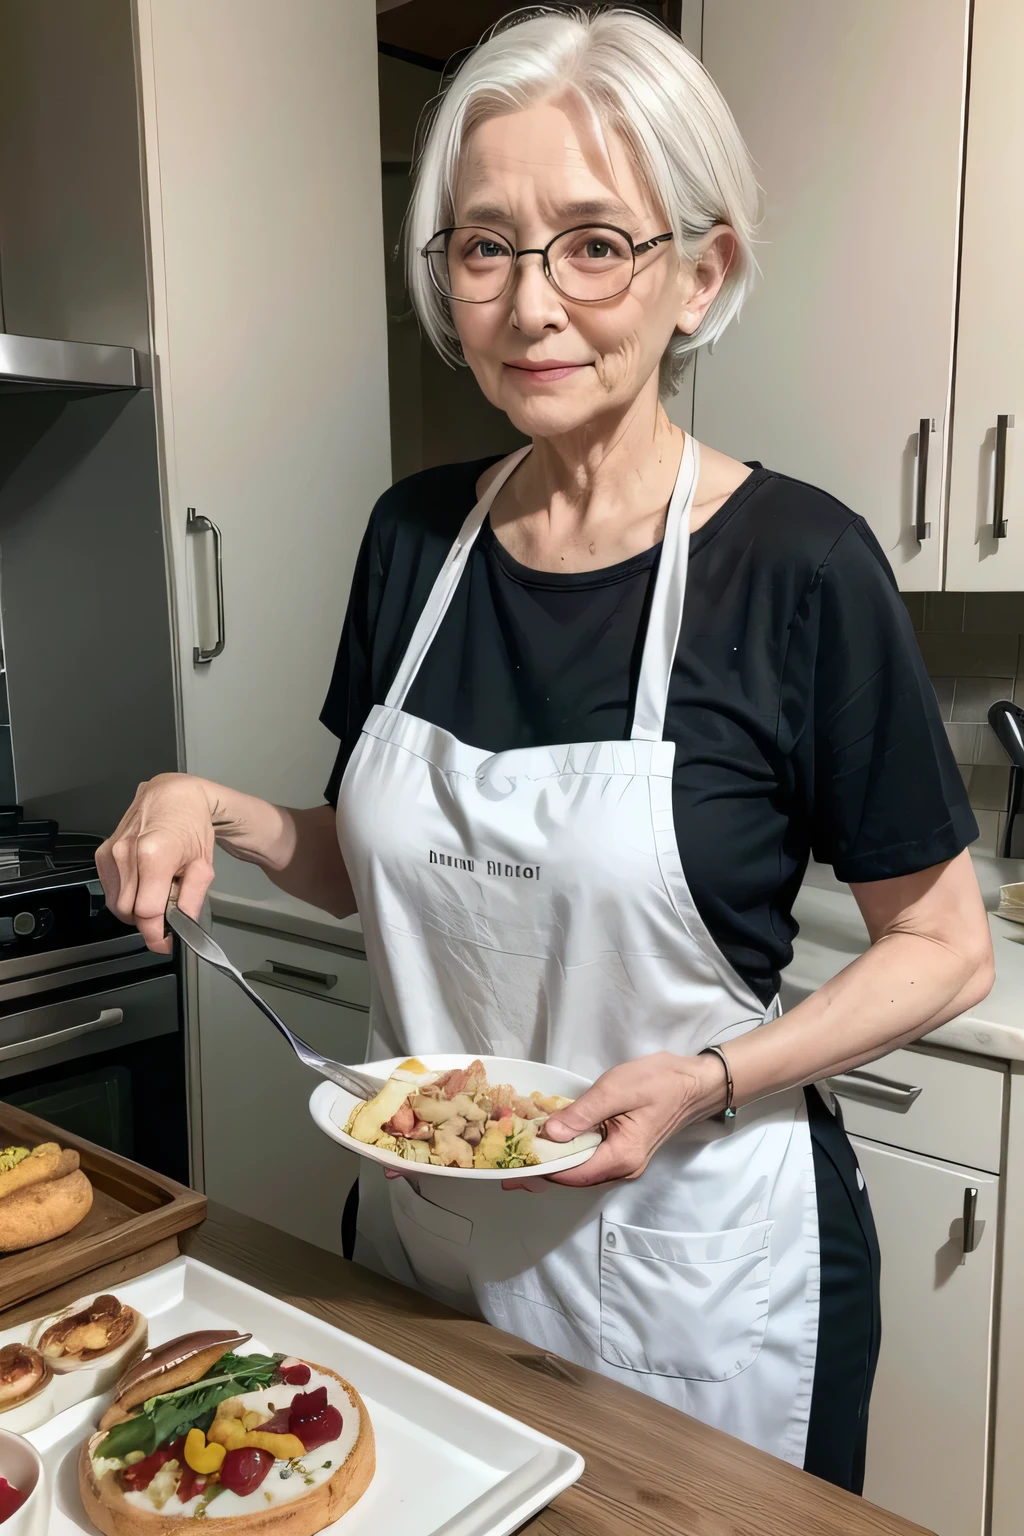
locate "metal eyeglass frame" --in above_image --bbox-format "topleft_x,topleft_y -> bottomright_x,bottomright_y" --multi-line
421,222 -> 675,304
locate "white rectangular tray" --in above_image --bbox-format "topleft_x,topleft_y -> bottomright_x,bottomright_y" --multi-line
22,1255 -> 584,1536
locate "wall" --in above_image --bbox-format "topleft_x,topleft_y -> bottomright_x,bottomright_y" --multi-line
902,591 -> 1024,856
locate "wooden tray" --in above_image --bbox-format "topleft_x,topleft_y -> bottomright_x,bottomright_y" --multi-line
0,1102 -> 206,1313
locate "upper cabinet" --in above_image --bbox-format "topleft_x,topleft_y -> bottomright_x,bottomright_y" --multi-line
944,0 -> 1024,590
694,0 -> 971,591
133,0 -> 392,898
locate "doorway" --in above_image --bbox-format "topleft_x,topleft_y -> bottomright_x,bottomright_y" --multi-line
374,1 -> 691,481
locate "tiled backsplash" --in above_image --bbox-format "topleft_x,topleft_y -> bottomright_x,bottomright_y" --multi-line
901,591 -> 1024,856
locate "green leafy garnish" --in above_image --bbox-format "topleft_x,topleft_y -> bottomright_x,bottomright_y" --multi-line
98,1351 -> 284,1461
495,1131 -> 540,1169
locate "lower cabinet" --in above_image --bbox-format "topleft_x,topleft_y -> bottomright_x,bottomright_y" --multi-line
850,1139 -> 999,1536
196,918 -> 370,1256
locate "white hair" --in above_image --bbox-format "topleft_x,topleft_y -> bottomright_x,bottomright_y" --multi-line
404,6 -> 760,396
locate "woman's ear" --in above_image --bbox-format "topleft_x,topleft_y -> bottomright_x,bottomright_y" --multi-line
676,226 -> 738,336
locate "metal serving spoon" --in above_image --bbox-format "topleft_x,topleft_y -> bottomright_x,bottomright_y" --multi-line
165,898 -> 385,1102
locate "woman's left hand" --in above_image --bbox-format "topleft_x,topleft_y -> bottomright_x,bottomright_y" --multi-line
503,1050 -> 727,1192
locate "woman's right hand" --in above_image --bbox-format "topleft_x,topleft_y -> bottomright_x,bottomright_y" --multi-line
95,773 -> 219,954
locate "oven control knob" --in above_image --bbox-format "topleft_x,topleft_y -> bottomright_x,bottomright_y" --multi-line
12,910 -> 36,937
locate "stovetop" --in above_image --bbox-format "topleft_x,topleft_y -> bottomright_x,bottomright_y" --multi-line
0,835 -> 103,890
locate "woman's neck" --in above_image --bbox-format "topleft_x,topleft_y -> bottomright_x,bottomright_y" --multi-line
491,398 -> 686,574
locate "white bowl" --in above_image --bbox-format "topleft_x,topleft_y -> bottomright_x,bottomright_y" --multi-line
310,1054 -> 601,1180
0,1427 -> 46,1536
29,1293 -> 147,1395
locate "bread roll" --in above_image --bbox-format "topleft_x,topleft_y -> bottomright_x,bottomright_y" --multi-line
0,1142 -> 62,1201
0,1166 -> 93,1252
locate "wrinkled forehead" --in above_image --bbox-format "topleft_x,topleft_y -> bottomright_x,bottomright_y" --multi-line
452,93 -> 663,231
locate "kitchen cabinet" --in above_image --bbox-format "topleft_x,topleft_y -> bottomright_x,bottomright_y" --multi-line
944,0 -> 1024,590
852,1138 -> 998,1536
133,0 -> 392,902
823,1042 -> 1007,1536
694,0 -> 970,589
196,919 -> 370,1255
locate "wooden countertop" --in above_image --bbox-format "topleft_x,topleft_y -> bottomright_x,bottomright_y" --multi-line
174,1202 -> 931,1536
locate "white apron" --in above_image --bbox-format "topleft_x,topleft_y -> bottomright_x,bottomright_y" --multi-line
335,437 -> 820,1466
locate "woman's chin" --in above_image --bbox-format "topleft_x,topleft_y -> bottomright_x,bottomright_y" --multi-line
499,393 -> 609,442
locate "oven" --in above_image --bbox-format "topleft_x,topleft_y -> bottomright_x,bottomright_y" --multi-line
0,816 -> 189,1185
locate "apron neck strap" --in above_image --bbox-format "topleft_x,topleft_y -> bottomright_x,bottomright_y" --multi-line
630,435 -> 699,742
384,445 -> 532,711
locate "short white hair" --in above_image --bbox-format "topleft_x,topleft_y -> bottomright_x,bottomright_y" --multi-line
404,6 -> 760,396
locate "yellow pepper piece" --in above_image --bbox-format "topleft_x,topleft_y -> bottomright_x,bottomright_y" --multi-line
398,1058 -> 427,1073
184,1428 -> 226,1475
242,1430 -> 306,1460
207,1413 -> 247,1451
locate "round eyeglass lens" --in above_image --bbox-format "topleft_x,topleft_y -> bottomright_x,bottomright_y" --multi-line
548,226 -> 635,300
428,225 -> 637,302
429,227 -> 513,302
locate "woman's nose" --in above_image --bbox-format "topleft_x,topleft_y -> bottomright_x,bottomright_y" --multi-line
509,254 -> 568,333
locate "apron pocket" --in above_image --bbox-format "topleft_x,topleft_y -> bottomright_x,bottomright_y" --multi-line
599,1214 -> 773,1381
389,1177 -> 477,1310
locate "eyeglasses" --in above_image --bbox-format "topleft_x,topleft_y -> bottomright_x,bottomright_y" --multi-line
421,223 -> 674,305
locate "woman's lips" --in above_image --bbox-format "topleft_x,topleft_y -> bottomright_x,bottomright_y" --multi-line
505,362 -> 589,383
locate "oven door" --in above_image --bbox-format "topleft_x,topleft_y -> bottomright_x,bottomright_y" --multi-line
0,972 -> 189,1184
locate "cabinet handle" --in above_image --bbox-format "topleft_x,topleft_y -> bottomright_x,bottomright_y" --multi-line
187,507 -> 226,664
0,1007 -> 124,1062
241,966 -> 369,1012
963,1186 -> 979,1255
915,418 -> 935,541
825,1068 -> 923,1110
993,414 -> 1014,540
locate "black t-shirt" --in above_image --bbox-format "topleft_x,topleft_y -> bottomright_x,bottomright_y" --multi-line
322,456 -> 977,1007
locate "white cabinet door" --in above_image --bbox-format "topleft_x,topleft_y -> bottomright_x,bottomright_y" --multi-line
197,920 -> 370,1255
853,1137 -> 998,1536
695,0 -> 969,589
945,0 -> 1024,590
134,0 -> 392,901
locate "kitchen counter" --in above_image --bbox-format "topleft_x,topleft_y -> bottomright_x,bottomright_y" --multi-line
784,853 -> 1024,1062
209,888 -> 366,952
167,1201 -> 929,1536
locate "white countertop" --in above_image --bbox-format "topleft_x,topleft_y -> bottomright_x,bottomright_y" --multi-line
211,853 -> 1024,1063
784,854 -> 1024,1062
208,889 -> 366,952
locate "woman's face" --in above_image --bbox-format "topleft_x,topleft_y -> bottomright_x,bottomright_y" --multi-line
449,98 -> 706,441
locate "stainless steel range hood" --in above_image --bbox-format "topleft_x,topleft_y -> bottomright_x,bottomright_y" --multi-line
0,333 -> 140,391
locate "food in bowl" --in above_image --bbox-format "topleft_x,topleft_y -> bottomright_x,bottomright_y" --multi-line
80,1327 -> 374,1534
0,1141 -> 93,1252
37,1293 -> 143,1367
0,1348 -> 49,1417
0,1475 -> 27,1524
345,1057 -> 576,1169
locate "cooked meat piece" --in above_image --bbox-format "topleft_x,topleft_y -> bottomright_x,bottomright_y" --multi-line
431,1117 -> 474,1168
447,1093 -> 487,1124
462,1124 -> 483,1147
384,1099 -> 417,1136
406,1120 -> 434,1140
410,1095 -> 463,1125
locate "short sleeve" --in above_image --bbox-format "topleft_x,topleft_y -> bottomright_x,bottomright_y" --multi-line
807,520 -> 978,882
320,516 -> 378,807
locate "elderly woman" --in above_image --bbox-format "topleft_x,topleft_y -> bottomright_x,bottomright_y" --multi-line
99,6 -> 992,1493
